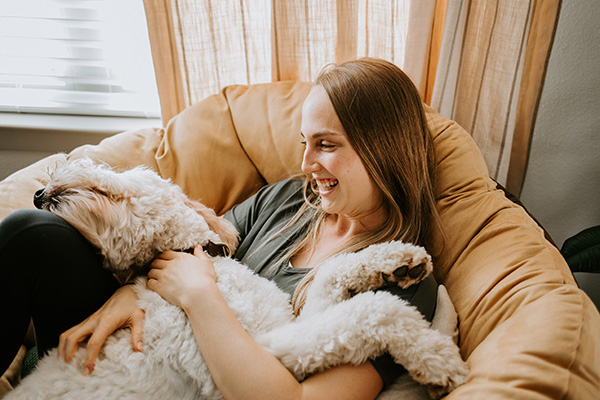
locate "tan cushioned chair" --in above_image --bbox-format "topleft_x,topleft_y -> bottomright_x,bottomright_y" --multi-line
1,81 -> 599,399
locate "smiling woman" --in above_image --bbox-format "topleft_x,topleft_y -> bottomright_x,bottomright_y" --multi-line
0,0 -> 160,118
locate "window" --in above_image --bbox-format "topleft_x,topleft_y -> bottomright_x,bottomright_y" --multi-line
0,0 -> 160,119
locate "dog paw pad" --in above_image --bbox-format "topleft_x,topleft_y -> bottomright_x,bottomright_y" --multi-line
392,265 -> 408,278
381,262 -> 428,289
408,263 -> 425,279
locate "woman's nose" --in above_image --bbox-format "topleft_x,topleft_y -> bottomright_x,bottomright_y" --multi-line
301,147 -> 318,174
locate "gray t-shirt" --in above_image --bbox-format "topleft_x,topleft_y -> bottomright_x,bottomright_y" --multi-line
223,178 -> 312,296
223,178 -> 438,387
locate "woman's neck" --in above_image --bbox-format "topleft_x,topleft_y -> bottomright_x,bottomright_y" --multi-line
290,206 -> 389,270
323,205 -> 388,239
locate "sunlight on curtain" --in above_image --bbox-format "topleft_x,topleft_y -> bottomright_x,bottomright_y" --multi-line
144,0 -> 272,122
173,0 -> 272,106
144,0 -> 436,123
272,0 -> 414,81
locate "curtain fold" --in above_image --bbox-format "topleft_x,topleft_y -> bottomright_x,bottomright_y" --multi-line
404,0 -> 437,96
143,0 -> 186,124
424,0 -> 447,104
432,0 -> 532,185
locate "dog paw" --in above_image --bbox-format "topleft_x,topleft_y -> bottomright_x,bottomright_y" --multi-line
427,369 -> 468,399
380,260 -> 430,289
354,241 -> 432,290
308,241 -> 433,306
422,356 -> 469,399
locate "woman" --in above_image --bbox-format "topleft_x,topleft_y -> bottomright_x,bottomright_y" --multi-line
0,58 -> 442,399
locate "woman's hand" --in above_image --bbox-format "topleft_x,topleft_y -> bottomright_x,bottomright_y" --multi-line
57,284 -> 145,376
147,246 -> 216,309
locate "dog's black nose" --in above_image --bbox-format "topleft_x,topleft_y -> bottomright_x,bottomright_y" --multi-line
33,188 -> 45,209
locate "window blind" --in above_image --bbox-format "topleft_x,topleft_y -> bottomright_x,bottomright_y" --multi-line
0,0 -> 160,118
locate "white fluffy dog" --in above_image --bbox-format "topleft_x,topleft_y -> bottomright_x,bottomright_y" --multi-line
7,158 -> 468,399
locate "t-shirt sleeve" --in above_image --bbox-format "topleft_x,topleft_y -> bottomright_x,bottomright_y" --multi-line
222,186 -> 265,242
223,179 -> 302,242
222,179 -> 306,269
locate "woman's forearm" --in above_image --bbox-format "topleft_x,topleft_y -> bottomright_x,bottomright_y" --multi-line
181,282 -> 302,400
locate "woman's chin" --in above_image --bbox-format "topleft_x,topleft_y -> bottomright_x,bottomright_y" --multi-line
319,200 -> 338,215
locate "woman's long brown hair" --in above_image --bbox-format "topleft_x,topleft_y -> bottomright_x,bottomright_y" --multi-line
274,58 -> 443,315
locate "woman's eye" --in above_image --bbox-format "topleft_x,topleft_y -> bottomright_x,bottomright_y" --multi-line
319,142 -> 335,149
300,137 -> 335,149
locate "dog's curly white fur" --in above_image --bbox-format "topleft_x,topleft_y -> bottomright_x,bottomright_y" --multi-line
7,158 -> 468,400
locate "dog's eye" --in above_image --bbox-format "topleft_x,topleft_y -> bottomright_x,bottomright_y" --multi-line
88,186 -> 126,202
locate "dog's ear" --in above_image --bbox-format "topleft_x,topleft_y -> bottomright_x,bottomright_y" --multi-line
184,198 -> 240,254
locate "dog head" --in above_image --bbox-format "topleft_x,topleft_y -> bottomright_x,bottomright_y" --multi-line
35,158 -> 239,275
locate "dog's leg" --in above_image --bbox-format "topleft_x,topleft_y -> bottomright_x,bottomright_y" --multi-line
256,292 -> 467,398
301,241 -> 433,316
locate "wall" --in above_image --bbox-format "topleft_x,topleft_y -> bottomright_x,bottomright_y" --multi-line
0,115 -> 160,181
0,129 -> 106,181
520,0 -> 600,247
0,127 -> 112,180
0,149 -> 53,181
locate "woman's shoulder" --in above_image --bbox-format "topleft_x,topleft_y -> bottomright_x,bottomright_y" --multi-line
246,178 -> 305,211
259,178 -> 304,197
223,178 -> 305,236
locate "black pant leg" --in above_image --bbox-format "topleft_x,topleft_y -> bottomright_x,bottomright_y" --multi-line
0,209 -> 119,374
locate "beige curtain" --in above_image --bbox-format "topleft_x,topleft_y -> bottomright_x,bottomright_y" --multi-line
431,0 -> 561,194
143,0 -> 438,123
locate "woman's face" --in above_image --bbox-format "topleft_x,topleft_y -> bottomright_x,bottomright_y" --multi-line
300,86 -> 384,220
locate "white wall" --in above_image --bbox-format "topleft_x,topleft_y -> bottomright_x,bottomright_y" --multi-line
520,0 -> 600,247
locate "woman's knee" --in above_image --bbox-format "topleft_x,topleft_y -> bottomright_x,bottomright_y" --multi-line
0,209 -> 100,277
0,209 -> 77,250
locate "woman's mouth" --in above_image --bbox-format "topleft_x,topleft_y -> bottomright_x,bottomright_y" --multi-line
315,179 -> 338,194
